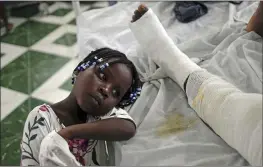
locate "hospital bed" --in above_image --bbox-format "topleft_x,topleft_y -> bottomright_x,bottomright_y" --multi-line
72,1 -> 262,166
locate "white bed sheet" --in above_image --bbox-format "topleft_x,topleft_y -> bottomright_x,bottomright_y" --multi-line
77,1 -> 262,166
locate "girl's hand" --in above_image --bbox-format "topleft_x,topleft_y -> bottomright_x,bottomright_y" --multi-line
58,127 -> 74,141
131,4 -> 149,23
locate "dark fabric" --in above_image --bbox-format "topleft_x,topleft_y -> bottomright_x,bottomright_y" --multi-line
173,1 -> 243,23
173,1 -> 208,23
108,1 -> 117,6
229,1 -> 243,5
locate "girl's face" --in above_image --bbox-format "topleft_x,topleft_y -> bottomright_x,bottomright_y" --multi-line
73,63 -> 133,116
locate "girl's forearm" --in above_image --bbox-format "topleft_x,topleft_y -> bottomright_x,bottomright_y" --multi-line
58,118 -> 136,141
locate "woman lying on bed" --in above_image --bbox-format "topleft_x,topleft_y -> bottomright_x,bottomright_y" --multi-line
130,3 -> 262,166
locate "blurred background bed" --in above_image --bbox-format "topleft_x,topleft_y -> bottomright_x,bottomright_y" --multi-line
1,1 -> 262,166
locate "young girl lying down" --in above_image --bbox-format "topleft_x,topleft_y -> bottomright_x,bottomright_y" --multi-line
20,48 -> 142,166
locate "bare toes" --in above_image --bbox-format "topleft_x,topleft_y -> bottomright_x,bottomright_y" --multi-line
131,4 -> 149,23
138,4 -> 148,13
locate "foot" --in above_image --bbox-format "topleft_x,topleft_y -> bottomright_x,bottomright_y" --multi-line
131,4 -> 149,23
246,1 -> 263,37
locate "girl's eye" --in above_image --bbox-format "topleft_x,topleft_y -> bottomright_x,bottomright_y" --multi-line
112,89 -> 120,98
99,72 -> 106,81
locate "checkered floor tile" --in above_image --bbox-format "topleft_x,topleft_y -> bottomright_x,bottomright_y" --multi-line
0,2 -> 110,165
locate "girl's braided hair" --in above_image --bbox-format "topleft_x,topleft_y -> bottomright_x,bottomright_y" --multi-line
72,47 -> 142,108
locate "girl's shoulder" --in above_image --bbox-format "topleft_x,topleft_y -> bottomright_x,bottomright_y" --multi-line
25,104 -> 63,131
27,104 -> 54,121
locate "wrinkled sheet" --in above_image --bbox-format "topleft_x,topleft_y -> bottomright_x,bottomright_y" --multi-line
77,1 -> 262,165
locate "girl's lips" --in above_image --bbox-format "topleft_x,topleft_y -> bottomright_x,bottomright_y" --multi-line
91,96 -> 99,105
90,94 -> 102,106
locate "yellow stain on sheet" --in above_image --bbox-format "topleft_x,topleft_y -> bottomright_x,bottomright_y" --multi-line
156,113 -> 197,137
192,89 -> 204,108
